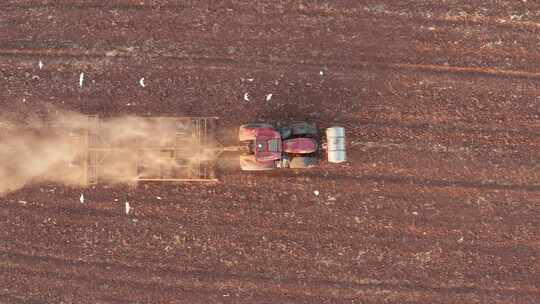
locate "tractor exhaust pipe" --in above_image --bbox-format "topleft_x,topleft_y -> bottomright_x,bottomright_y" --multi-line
325,126 -> 346,163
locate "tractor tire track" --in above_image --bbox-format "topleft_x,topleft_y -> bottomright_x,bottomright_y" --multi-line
3,185 -> 540,244
2,48 -> 540,80
3,1 -> 540,32
1,250 -> 538,303
2,197 -> 540,290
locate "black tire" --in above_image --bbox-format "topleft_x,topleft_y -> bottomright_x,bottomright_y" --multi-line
279,126 -> 292,139
240,123 -> 273,129
289,156 -> 319,169
290,122 -> 318,136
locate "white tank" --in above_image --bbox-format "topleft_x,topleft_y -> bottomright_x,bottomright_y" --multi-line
326,126 -> 346,163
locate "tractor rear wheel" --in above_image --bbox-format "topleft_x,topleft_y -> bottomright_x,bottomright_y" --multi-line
239,154 -> 275,171
290,122 -> 318,137
289,156 -> 319,169
239,123 -> 273,141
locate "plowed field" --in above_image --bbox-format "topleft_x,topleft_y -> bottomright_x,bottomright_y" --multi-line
1,1 -> 539,303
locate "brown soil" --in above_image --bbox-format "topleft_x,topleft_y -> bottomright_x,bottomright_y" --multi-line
1,1 -> 540,303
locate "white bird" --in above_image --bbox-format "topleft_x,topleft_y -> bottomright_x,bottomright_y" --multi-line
125,202 -> 131,215
139,77 -> 145,87
319,70 -> 324,76
79,193 -> 85,204
38,61 -> 43,69
314,190 -> 320,196
265,93 -> 272,101
79,72 -> 84,88
243,93 -> 250,101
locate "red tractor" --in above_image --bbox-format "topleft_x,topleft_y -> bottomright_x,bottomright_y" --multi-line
238,122 -> 346,170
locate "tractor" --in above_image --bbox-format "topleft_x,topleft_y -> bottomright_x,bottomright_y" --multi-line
238,122 -> 346,171
70,116 -> 346,183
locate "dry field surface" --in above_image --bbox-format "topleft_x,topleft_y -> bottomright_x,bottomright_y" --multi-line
1,1 -> 540,303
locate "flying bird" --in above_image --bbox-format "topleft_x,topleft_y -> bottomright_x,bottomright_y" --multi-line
79,73 -> 84,88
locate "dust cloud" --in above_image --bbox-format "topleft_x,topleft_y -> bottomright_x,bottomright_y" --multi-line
0,111 -> 221,194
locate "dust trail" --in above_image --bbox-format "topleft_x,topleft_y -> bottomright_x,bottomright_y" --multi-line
0,112 -> 220,194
